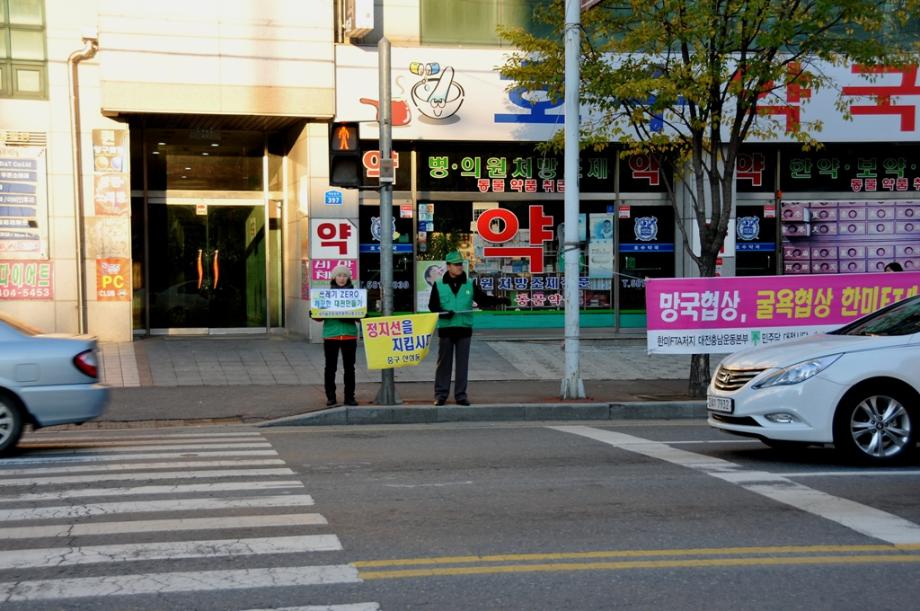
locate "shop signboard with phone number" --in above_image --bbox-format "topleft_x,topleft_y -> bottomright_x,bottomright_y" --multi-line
0,260 -> 52,299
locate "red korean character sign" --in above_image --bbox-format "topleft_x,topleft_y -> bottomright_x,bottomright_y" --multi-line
842,65 -> 920,132
476,206 -> 553,272
310,219 -> 358,259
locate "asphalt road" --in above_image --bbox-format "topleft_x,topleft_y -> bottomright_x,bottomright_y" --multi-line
2,421 -> 919,609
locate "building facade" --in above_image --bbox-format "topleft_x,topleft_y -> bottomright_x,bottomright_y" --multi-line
1,0 -> 337,341
1,0 -> 918,341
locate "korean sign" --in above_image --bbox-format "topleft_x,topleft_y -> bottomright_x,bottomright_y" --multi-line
780,144 -> 920,193
96,257 -> 131,301
0,145 -> 48,259
337,45 -> 920,144
361,313 -> 438,370
0,260 -> 52,300
309,288 -> 367,319
311,258 -> 359,283
310,219 -> 358,259
418,145 -> 614,193
93,129 -> 129,216
476,206 -> 553,272
646,272 -> 920,354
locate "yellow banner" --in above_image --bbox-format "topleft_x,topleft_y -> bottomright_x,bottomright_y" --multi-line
361,313 -> 439,370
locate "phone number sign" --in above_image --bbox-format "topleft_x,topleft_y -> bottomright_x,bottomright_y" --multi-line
0,260 -> 53,300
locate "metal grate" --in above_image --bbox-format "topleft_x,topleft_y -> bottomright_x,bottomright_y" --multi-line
713,365 -> 766,391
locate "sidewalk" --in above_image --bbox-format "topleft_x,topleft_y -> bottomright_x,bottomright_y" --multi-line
95,332 -> 703,426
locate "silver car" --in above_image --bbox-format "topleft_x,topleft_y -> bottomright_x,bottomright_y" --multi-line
0,314 -> 109,455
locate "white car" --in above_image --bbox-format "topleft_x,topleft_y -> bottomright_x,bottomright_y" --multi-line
0,314 -> 109,455
708,295 -> 920,464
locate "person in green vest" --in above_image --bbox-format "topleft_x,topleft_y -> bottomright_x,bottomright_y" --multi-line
427,251 -> 510,406
318,265 -> 360,407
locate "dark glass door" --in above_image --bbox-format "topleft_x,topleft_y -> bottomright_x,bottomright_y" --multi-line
148,203 -> 266,329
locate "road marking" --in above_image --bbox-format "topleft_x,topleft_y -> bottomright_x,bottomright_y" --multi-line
0,494 -> 315,521
0,449 -> 279,465
0,513 -> 328,539
25,442 -> 273,454
0,565 -> 362,601
21,431 -> 264,443
0,480 -> 303,502
359,553 -> 920,580
0,458 -> 286,476
668,439 -> 760,445
383,481 -> 474,488
552,426 -> 920,545
0,467 -> 295,486
19,437 -> 269,448
777,470 -> 920,478
353,543 -> 920,568
0,535 -> 342,570
243,605 -> 380,611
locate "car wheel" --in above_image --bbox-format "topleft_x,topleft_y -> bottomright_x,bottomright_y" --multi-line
0,395 -> 24,456
833,387 -> 916,464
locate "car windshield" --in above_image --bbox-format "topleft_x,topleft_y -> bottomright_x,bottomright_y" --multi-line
830,295 -> 920,337
0,312 -> 43,336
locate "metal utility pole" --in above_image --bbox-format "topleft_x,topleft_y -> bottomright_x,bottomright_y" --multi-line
561,0 -> 585,399
375,37 -> 399,405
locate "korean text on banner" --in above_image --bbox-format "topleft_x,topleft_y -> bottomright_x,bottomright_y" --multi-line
362,313 -> 439,370
310,288 -> 367,319
645,272 -> 920,355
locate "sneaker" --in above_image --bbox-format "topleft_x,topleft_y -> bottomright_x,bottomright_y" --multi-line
345,398 -> 358,406
326,398 -> 337,407
456,399 -> 471,406
434,399 -> 446,406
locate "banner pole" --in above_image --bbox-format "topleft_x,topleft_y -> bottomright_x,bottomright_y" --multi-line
375,37 -> 400,405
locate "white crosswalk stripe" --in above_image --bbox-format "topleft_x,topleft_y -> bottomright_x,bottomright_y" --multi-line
0,458 -> 286,476
0,565 -> 362,602
0,448 -> 280,465
0,479 -> 304,502
0,513 -> 327,539
0,466 -> 295,486
0,430 -> 377,609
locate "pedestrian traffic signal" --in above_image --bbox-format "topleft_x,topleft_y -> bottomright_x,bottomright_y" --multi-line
329,122 -> 362,188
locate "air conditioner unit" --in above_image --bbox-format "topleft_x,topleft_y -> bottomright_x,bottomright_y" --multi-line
343,0 -> 374,39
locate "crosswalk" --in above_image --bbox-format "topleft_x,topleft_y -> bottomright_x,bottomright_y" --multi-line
0,429 -> 380,610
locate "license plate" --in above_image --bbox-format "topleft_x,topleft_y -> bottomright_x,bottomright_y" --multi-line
707,395 -> 734,414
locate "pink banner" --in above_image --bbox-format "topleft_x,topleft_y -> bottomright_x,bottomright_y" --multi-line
311,258 -> 359,283
648,272 -> 920,330
645,272 -> 920,354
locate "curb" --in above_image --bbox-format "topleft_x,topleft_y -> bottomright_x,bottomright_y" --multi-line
258,401 -> 708,427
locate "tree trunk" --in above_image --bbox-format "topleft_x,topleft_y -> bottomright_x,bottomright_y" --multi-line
689,353 -> 711,398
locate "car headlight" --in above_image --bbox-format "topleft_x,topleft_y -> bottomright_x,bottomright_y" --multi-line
752,354 -> 842,389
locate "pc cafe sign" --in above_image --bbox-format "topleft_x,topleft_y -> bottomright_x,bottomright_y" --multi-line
476,205 -> 553,272
310,218 -> 358,258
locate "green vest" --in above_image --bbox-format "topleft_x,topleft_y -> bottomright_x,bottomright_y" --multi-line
436,279 -> 474,329
323,317 -> 358,339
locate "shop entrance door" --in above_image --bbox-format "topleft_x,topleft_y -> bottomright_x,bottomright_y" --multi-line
147,200 -> 267,331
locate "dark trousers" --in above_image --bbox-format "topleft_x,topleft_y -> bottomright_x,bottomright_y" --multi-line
434,335 -> 471,402
324,339 -> 357,401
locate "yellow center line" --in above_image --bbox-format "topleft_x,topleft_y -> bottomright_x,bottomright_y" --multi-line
352,543 -> 920,568
359,553 -> 920,581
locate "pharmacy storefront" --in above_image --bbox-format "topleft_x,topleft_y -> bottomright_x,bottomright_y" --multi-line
334,45 -> 920,331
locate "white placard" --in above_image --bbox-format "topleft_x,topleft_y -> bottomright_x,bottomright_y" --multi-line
309,288 -> 367,319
